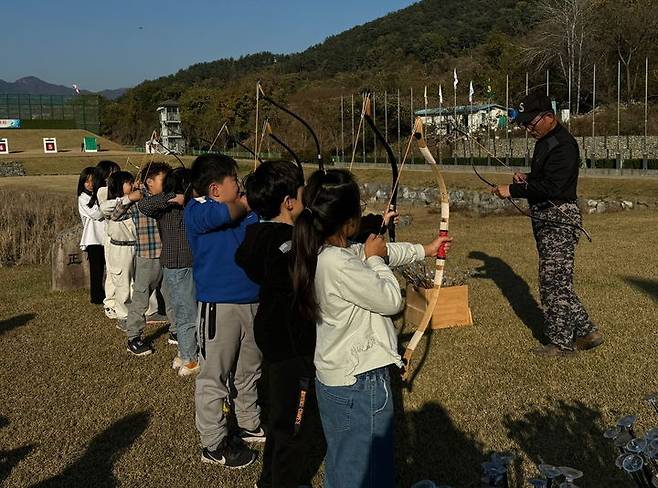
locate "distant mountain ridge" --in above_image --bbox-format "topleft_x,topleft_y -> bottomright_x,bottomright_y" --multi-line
0,76 -> 128,99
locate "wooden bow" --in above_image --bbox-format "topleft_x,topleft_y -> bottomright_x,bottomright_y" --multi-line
401,118 -> 450,382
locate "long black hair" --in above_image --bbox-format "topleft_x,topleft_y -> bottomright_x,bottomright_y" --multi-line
164,167 -> 193,204
77,166 -> 96,197
292,169 -> 361,322
88,160 -> 120,208
107,171 -> 135,200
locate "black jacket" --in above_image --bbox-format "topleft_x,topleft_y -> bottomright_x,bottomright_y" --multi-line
509,124 -> 580,206
235,222 -> 316,364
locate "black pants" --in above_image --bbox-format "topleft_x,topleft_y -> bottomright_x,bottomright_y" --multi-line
85,245 -> 105,305
258,356 -> 316,488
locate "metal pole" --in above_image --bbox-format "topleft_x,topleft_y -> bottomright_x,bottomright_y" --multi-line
526,72 -> 530,165
351,94 -> 355,163
506,74 -> 510,165
454,79 -> 457,165
397,89 -> 401,161
567,65 -> 571,132
373,93 -> 377,164
645,57 -> 649,171
384,91 -> 388,145
340,95 -> 345,163
410,87 -> 415,164
546,69 -> 550,96
592,64 -> 596,168
617,60 -> 621,169
362,93 -> 366,165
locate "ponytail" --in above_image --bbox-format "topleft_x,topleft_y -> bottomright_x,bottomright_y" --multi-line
292,169 -> 361,323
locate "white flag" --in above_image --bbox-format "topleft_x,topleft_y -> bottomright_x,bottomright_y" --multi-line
469,81 -> 474,103
72,84 -> 80,95
453,69 -> 458,89
438,84 -> 443,104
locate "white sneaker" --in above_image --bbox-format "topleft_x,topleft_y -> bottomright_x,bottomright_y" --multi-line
178,361 -> 199,376
172,356 -> 184,370
104,307 -> 117,320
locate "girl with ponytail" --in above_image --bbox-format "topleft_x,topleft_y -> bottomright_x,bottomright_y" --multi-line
292,169 -> 452,488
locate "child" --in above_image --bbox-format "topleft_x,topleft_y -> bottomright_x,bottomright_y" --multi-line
104,171 -> 138,330
91,160 -> 121,319
139,167 -> 198,375
235,161 -> 314,488
114,161 -> 175,356
184,153 -> 263,469
77,167 -> 106,305
292,169 -> 452,488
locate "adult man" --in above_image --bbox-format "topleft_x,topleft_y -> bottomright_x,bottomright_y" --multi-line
492,93 -> 603,357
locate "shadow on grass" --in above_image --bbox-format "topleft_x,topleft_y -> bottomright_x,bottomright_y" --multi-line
469,251 -> 546,344
0,313 -> 36,337
0,415 -> 35,485
31,411 -> 151,488
625,277 -> 658,303
393,386 -> 487,487
503,400 -> 625,485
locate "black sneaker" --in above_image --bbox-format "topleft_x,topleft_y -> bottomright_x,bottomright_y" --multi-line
201,438 -> 256,469
167,332 -> 178,345
238,426 -> 266,443
127,337 -> 153,356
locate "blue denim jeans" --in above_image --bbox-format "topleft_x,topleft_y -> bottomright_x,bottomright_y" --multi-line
315,367 -> 395,488
162,267 -> 197,362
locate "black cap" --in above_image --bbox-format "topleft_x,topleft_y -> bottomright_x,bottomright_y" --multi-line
512,93 -> 554,125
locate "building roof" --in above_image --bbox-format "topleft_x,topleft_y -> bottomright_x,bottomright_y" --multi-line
157,99 -> 179,108
416,103 -> 508,116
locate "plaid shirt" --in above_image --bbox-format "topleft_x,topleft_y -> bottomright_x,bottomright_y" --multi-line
113,187 -> 161,259
138,191 -> 192,268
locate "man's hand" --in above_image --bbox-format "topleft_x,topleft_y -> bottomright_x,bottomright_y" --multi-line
239,194 -> 251,212
512,171 -> 528,184
127,189 -> 143,202
423,235 -> 453,258
168,194 -> 185,206
492,185 -> 511,199
364,234 -> 388,259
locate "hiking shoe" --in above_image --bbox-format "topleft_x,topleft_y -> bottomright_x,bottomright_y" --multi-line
104,307 -> 117,320
238,426 -> 266,443
172,356 -> 184,370
167,332 -> 178,345
201,438 -> 256,469
532,344 -> 576,358
127,337 -> 154,356
115,319 -> 127,332
179,361 -> 199,376
575,331 -> 604,351
146,313 -> 169,325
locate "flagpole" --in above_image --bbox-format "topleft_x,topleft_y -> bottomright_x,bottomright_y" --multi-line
454,69 -> 458,165
469,81 -> 473,165
410,87 -> 415,164
591,64 -> 596,169
254,82 -> 260,170
617,60 -> 621,170
373,92 -> 377,164
506,73 -> 510,165
644,57 -> 649,171
439,84 -> 443,165
397,89 -> 401,161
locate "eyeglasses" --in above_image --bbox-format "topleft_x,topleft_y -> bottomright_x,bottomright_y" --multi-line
522,112 -> 548,131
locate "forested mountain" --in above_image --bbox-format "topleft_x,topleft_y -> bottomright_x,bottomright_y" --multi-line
102,0 -> 658,156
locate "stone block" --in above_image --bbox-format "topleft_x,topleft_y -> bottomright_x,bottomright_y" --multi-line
51,223 -> 89,291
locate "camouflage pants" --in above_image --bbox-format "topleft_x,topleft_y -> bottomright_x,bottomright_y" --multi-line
531,202 -> 597,350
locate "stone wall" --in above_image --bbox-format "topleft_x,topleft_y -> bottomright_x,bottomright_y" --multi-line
0,161 -> 26,177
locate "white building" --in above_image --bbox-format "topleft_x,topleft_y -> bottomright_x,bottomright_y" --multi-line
416,104 -> 510,135
156,100 -> 185,154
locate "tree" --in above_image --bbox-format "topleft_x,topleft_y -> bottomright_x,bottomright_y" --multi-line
521,0 -> 597,113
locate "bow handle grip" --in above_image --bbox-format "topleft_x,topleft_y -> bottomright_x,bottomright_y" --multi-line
437,230 -> 449,259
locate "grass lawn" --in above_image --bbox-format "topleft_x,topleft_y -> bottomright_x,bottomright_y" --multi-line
0,129 -> 124,153
0,207 -> 657,487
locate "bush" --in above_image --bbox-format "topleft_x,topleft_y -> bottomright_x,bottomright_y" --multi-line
0,189 -> 79,266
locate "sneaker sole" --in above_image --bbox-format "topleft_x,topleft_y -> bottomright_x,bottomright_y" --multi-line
239,436 -> 266,443
179,368 -> 199,377
126,348 -> 153,357
167,339 -> 178,345
201,453 -> 256,469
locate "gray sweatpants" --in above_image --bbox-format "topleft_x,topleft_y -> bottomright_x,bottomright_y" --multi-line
126,256 -> 175,340
195,302 -> 262,450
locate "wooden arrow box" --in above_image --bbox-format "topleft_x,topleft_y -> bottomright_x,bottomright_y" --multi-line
404,284 -> 473,329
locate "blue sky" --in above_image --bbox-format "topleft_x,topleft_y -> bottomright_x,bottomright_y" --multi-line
4,0 -> 415,91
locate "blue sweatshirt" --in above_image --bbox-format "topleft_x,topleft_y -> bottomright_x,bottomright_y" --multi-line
184,196 -> 259,304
